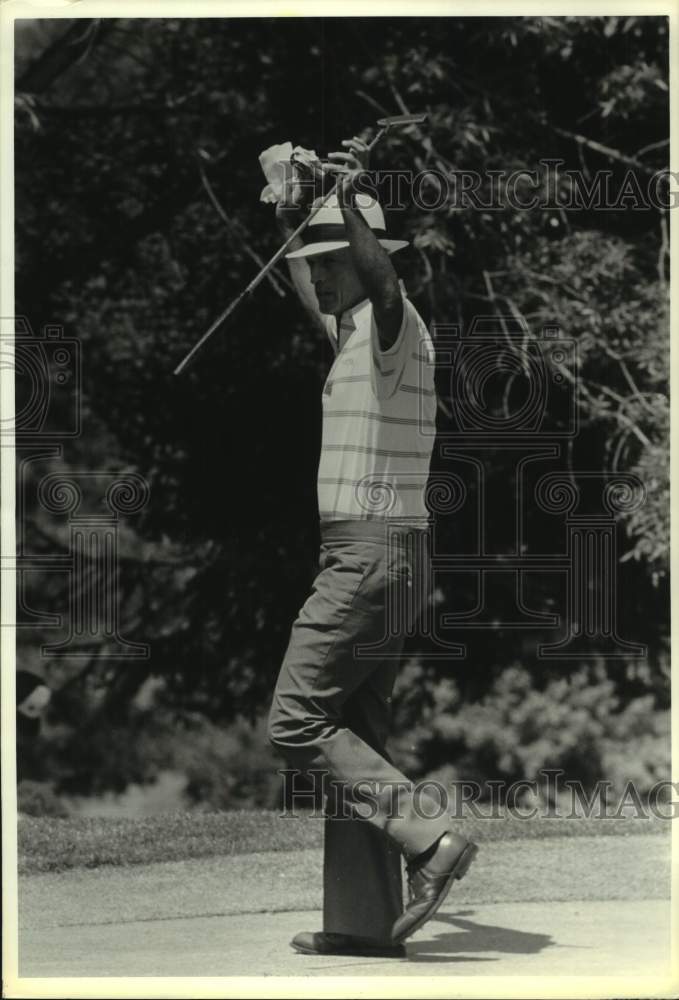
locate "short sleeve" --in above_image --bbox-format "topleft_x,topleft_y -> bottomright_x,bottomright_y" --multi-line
370,296 -> 421,401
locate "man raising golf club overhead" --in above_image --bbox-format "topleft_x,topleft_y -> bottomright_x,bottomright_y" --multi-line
267,134 -> 478,957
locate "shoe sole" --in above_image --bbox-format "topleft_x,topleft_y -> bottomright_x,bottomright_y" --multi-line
292,942 -> 405,958
392,841 -> 479,945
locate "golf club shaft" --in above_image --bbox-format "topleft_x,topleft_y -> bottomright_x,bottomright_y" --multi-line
173,177 -> 345,376
174,116 -> 423,375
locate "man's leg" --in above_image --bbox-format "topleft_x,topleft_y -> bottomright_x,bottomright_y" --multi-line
322,662 -> 403,942
268,531 -> 451,861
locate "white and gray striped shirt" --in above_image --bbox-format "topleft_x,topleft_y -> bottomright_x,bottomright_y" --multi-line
318,291 -> 436,523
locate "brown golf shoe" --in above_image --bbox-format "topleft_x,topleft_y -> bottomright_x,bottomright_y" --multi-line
291,931 -> 406,958
391,832 -> 479,944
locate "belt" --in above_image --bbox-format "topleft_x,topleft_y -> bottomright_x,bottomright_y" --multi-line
320,519 -> 430,547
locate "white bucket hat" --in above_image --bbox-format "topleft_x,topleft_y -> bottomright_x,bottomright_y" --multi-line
286,192 -> 409,260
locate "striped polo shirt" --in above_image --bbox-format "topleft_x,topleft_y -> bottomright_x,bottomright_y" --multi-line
317,289 -> 437,523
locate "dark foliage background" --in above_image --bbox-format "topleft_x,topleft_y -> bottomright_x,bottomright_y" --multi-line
14,16 -> 670,813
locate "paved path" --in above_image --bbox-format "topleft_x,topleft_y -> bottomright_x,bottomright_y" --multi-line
17,833 -> 675,982
19,899 -> 672,978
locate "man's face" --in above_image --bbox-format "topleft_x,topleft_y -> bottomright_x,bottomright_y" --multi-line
308,248 -> 365,317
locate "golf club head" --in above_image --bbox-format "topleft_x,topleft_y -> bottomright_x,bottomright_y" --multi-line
376,113 -> 428,128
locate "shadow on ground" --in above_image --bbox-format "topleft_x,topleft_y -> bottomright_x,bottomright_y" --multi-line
407,908 -> 553,963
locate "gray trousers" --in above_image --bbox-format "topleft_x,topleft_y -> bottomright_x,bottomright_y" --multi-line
268,520 -> 451,942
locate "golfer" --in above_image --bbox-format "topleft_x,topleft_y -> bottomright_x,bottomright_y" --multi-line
267,137 -> 478,957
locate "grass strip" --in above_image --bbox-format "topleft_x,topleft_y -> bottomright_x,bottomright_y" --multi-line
18,808 -> 669,875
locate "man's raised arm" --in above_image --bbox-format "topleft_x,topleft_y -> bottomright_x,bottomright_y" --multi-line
325,141 -> 403,351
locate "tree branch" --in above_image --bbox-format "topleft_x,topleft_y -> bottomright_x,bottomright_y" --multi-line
17,20 -> 117,95
635,137 -> 669,158
658,212 -> 669,288
550,125 -> 658,177
198,164 -> 291,297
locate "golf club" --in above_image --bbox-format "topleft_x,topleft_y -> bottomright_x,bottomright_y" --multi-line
173,113 -> 428,375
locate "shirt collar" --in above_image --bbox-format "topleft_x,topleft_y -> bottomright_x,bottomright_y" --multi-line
340,298 -> 368,333
335,299 -> 366,348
